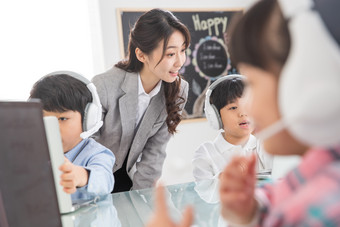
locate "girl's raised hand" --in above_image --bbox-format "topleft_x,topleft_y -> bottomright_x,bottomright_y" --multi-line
219,153 -> 257,224
146,184 -> 193,227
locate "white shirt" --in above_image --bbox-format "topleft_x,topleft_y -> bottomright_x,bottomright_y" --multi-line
135,73 -> 162,127
192,133 -> 273,203
129,74 -> 162,179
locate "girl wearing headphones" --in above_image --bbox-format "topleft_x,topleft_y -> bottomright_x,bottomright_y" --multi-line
147,0 -> 340,225
92,9 -> 190,192
219,0 -> 340,225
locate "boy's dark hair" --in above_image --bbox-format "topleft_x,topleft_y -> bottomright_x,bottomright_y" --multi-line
29,74 -> 92,124
210,77 -> 244,116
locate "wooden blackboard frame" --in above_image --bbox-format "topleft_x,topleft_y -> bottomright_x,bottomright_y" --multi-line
116,8 -> 243,120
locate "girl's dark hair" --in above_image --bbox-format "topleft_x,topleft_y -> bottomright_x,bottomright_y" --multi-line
116,8 -> 191,134
29,74 -> 92,124
228,0 -> 291,75
210,77 -> 245,115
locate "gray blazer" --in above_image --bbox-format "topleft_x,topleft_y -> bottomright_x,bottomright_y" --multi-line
92,66 -> 189,190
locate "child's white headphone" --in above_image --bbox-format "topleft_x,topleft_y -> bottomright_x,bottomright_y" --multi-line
204,74 -> 245,130
47,71 -> 103,139
257,0 -> 340,147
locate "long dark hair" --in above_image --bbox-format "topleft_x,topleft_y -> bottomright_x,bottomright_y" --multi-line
116,8 -> 191,134
228,0 -> 291,75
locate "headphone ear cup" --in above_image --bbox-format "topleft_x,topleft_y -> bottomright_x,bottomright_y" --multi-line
205,102 -> 222,130
47,71 -> 103,139
204,74 -> 244,130
83,103 -> 100,132
211,104 -> 222,129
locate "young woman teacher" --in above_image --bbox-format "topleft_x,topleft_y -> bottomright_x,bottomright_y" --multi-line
92,8 -> 191,192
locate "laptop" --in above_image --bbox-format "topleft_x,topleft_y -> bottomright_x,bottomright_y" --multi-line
0,101 -> 100,227
0,101 -> 62,227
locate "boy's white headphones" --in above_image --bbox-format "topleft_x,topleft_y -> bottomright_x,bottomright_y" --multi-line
257,0 -> 340,147
47,71 -> 103,139
204,74 -> 245,130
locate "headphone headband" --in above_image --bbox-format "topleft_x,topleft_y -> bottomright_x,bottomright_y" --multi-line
53,70 -> 91,84
46,71 -> 103,139
204,74 -> 245,130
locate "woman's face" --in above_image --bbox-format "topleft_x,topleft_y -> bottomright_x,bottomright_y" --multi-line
238,63 -> 307,156
141,30 -> 187,84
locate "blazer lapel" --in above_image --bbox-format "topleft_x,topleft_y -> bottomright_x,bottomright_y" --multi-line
119,71 -> 138,152
128,84 -> 166,166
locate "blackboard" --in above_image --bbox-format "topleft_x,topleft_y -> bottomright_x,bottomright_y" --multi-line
117,8 -> 243,119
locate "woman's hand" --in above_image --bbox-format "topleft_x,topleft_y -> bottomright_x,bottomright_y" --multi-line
219,154 -> 258,224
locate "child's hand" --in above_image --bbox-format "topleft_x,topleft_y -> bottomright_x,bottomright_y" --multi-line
59,157 -> 88,194
219,154 -> 257,224
146,184 -> 193,227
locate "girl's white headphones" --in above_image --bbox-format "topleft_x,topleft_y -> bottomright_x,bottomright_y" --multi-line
257,0 -> 340,147
47,71 -> 103,139
204,74 -> 245,130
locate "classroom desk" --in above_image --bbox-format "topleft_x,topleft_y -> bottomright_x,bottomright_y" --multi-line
61,180 -> 227,227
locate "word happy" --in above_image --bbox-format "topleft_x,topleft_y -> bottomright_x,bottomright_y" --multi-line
192,14 -> 228,36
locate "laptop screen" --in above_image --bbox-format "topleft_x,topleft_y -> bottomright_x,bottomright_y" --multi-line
0,101 -> 62,227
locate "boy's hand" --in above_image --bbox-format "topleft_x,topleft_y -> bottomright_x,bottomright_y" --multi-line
146,184 -> 193,227
59,157 -> 89,194
219,154 -> 257,224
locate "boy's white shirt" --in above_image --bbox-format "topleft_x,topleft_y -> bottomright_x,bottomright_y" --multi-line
192,132 -> 273,204
193,133 -> 272,181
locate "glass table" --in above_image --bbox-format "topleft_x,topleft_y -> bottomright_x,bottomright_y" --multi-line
61,180 -> 226,227
61,178 -> 272,227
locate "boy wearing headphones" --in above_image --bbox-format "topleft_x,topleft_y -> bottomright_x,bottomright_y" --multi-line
192,75 -> 272,185
29,72 -> 115,197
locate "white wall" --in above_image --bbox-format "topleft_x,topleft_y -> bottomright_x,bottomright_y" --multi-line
0,0 -> 93,100
160,119 -> 219,185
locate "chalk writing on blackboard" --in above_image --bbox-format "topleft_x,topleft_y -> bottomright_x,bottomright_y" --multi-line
192,14 -> 228,36
192,36 -> 229,80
